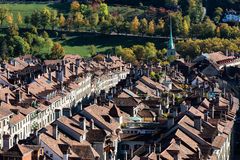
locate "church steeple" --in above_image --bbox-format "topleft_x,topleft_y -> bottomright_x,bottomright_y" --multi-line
167,16 -> 176,57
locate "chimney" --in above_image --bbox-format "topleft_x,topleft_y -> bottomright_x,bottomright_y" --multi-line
194,116 -> 202,131
173,150 -> 181,160
167,116 -> 174,129
53,124 -> 59,140
90,119 -> 95,129
211,105 -> 215,119
5,93 -> 9,104
48,68 -> 52,82
16,90 -> 22,102
26,84 -> 30,95
79,117 -> 86,131
62,60 -> 66,77
204,111 -> 208,122
156,143 -> 161,154
62,144 -> 70,160
3,133 -> 10,152
148,144 -> 151,153
175,137 -> 181,146
75,58 -> 80,67
75,65 -> 78,76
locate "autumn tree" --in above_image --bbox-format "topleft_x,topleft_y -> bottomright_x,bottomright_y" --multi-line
6,14 -> 13,26
71,1 -> 80,12
59,13 -> 66,30
74,12 -> 84,30
148,20 -> 155,35
50,43 -> 65,59
182,16 -> 190,37
156,19 -> 165,35
17,12 -> 23,26
130,16 -> 140,34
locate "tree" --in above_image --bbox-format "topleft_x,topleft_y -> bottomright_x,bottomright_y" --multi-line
31,10 -> 41,28
219,23 -> 231,38
12,36 -> 30,56
50,43 -> 65,59
148,20 -> 155,35
213,7 -> 223,24
0,7 -> 9,27
99,3 -> 109,18
145,42 -> 157,60
182,17 -> 190,37
59,13 -> 66,30
74,12 -> 84,30
140,18 -> 148,35
71,1 -> 80,12
40,8 -> 51,29
24,15 -> 31,28
6,24 -> 19,36
89,45 -> 97,56
130,16 -> 140,34
17,12 -> 23,26
188,0 -> 204,23
165,0 -> 179,7
50,10 -> 58,30
89,13 -> 99,30
132,45 -> 146,61
0,39 -> 8,60
156,19 -> 165,35
6,14 -> 13,26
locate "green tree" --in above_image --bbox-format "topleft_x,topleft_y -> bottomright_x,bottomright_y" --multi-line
0,7 -> 9,27
132,45 -> 146,61
145,42 -> 157,60
13,36 -> 30,56
213,7 -> 223,24
188,0 -> 204,23
140,18 -> 148,35
99,3 -> 109,18
24,15 -> 31,28
31,10 -> 41,28
50,43 -> 65,59
165,0 -> 179,7
40,8 -> 51,29
89,45 -> 97,56
50,10 -> 58,30
0,39 -> 8,60
89,13 -> 99,30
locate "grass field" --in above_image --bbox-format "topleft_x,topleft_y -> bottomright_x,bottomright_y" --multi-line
56,34 -> 165,57
1,2 -> 144,20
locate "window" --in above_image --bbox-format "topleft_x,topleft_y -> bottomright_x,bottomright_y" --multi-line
50,154 -> 53,158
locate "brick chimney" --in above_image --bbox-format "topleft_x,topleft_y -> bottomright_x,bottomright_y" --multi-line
194,116 -> 202,132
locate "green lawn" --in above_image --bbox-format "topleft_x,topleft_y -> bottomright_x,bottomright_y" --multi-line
56,34 -> 165,57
